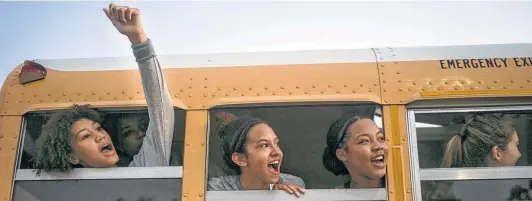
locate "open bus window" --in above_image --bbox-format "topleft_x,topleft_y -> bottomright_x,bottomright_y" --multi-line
408,106 -> 532,201
206,102 -> 387,200
19,108 -> 186,170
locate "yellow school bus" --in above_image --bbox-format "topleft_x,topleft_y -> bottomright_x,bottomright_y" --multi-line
1,43 -> 532,201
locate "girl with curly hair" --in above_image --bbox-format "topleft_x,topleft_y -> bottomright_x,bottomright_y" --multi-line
33,4 -> 174,173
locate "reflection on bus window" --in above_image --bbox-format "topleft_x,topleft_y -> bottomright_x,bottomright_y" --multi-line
19,109 -> 185,170
415,112 -> 529,169
322,114 -> 387,189
207,104 -> 386,191
421,179 -> 532,201
12,179 -> 182,201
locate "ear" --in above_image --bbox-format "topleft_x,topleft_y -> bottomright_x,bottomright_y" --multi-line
67,153 -> 80,165
336,148 -> 348,162
231,152 -> 247,167
491,145 -> 502,164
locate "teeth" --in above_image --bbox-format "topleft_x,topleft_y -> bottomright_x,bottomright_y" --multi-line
372,156 -> 384,161
269,161 -> 279,165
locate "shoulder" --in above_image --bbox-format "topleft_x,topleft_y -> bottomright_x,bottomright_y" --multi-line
279,173 -> 306,188
207,175 -> 239,191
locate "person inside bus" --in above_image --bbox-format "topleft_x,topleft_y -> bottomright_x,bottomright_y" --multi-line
441,113 -> 520,168
207,112 -> 306,197
322,114 -> 388,189
104,113 -> 183,167
33,4 -> 174,173
423,113 -> 520,200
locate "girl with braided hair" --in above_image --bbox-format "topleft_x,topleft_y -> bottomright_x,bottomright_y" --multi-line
207,112 -> 306,197
441,113 -> 520,168
322,114 -> 388,189
423,113 -> 520,201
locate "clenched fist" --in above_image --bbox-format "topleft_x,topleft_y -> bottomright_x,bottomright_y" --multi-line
104,3 -> 147,45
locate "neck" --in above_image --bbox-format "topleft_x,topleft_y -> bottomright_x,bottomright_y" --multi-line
349,174 -> 381,189
240,170 -> 270,190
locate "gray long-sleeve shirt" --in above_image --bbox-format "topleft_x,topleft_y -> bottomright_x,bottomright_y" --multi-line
128,39 -> 175,167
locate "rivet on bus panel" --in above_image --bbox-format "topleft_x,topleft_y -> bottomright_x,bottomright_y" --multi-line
217,87 -> 221,91
328,85 -> 332,88
5,101 -> 8,103
265,86 -> 269,90
478,81 -> 483,84
186,143 -> 190,146
398,88 -> 403,91
137,90 -> 141,94
438,87 -> 443,91
312,85 -> 316,88
201,143 -> 205,146
130,96 -> 135,99
199,193 -> 204,197
54,99 -> 58,102
521,85 -> 524,88
40,100 -> 44,102
48,93 -> 52,96
396,71 -> 400,74
344,84 -> 348,87
384,100 -> 388,103
406,190 -> 411,193
84,98 -> 88,101
204,86 -> 207,89
203,93 -> 207,97
280,86 -> 284,89
241,93 -> 245,96
204,77 -> 208,80
400,100 -> 404,103
289,92 -> 293,95
444,81 -> 449,85
470,86 -> 476,90
257,92 -> 261,96
527,79 -> 531,83
77,92 -> 82,95
212,93 -> 216,97
304,91 -> 309,94
352,90 -> 357,93
510,80 -> 515,83
63,93 -> 67,96
99,97 -> 103,100
380,65 -> 385,68
188,94 -> 192,97
382,80 -> 386,83
180,89 -> 184,92
273,92 -> 277,95
183,194 -> 188,197
114,97 -> 118,100
202,105 -> 206,108
296,85 -> 300,89
494,80 -> 498,83
188,85 -> 192,89
249,87 -> 253,90
122,90 -> 126,94
189,78 -> 193,81
454,86 -> 460,90
503,86 -> 508,89
383,89 -> 387,92
336,90 -> 340,93
487,86 -> 494,89
412,81 -> 416,85
225,93 -> 230,96
69,98 -> 73,101
233,87 -> 237,91
368,89 -> 372,92
421,88 -> 426,91
33,94 -> 37,97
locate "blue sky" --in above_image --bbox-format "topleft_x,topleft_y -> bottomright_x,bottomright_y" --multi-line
1,1 -> 532,84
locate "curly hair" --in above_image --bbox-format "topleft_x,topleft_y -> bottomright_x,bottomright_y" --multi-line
33,104 -> 104,174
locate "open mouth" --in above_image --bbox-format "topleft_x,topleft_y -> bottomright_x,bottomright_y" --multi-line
370,155 -> 385,167
267,160 -> 281,175
101,143 -> 115,155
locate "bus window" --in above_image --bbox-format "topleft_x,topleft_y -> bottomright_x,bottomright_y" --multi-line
19,108 -> 185,169
13,108 -> 185,200
13,177 -> 181,201
408,106 -> 532,201
206,103 -> 387,201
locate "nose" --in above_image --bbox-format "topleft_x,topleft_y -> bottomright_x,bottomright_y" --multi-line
95,131 -> 106,143
137,131 -> 146,139
372,141 -> 385,152
270,144 -> 282,157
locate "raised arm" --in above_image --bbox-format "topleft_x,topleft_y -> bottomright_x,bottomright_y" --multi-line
104,4 -> 175,166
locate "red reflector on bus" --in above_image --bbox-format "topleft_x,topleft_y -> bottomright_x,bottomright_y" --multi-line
19,60 -> 47,84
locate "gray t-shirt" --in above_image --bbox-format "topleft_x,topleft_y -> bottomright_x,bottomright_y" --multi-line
207,173 -> 306,191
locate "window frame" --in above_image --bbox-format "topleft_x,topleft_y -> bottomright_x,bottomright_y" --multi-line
205,102 -> 388,201
12,107 -> 185,187
407,105 -> 532,201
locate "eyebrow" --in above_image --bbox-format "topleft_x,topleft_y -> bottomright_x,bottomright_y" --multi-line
255,138 -> 278,144
74,122 -> 97,138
